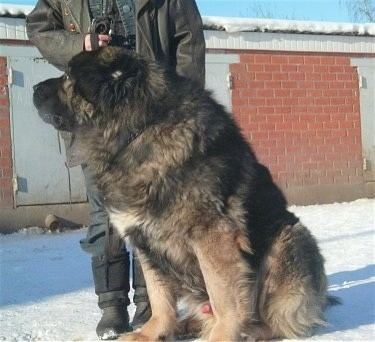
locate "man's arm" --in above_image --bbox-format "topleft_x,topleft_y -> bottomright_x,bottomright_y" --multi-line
170,0 -> 206,87
26,0 -> 86,71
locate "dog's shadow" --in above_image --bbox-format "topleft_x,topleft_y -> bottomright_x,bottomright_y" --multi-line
315,264 -> 375,336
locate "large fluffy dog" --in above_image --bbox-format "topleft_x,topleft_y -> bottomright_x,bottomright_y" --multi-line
33,47 -> 331,341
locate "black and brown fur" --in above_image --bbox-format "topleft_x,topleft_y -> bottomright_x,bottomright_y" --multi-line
33,47 -> 331,341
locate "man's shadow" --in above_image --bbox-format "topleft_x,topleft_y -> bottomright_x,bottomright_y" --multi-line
316,264 -> 375,336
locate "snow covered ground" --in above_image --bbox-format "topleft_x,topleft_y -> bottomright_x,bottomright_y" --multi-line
1,199 -> 374,341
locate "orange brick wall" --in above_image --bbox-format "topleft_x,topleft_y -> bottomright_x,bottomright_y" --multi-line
0,57 -> 13,208
230,52 -> 364,191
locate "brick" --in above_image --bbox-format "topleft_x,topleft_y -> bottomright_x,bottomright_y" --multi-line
249,115 -> 267,123
329,81 -> 345,89
283,98 -> 299,106
265,81 -> 282,89
230,63 -> 247,73
240,88 -> 257,97
338,89 -> 355,97
298,65 -> 314,73
332,98 -> 348,106
232,97 -> 248,106
289,73 -> 305,81
276,106 -> 292,114
329,65 -> 344,73
273,72 -> 289,81
320,56 -> 336,65
240,55 -> 255,63
288,56 -> 304,64
257,89 -> 274,97
337,73 -> 353,81
266,115 -> 284,123
271,56 -> 288,64
248,81 -> 265,88
306,73 -> 322,81
258,107 -> 275,115
304,56 -> 321,64
304,89 -> 323,97
344,81 -> 357,89
298,98 -> 314,106
297,81 -> 315,89
314,65 -> 329,73
1,168 -> 12,178
254,54 -> 272,64
281,65 -> 298,72
0,117 -> 10,127
0,98 -> 9,106
0,157 -> 11,168
247,64 -> 264,72
281,81 -> 298,88
259,122 -> 276,131
335,57 -> 351,65
274,89 -> 290,97
248,98 -> 266,106
0,178 -> 12,188
265,97 -> 283,106
314,82 -> 329,89
255,72 -> 273,81
264,64 -> 281,72
321,73 -> 338,81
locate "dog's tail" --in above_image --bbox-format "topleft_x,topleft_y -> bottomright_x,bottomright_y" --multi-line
326,295 -> 341,307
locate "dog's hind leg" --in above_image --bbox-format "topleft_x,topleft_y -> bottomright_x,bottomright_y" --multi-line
191,228 -> 256,341
120,251 -> 177,341
256,222 -> 328,339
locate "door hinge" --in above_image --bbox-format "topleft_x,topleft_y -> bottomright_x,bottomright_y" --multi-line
7,66 -> 13,85
227,73 -> 234,90
363,157 -> 369,171
12,176 -> 18,193
358,75 -> 366,89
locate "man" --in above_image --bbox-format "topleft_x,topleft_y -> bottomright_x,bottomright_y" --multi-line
26,0 -> 205,339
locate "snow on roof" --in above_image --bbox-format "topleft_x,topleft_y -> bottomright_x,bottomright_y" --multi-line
1,3 -> 374,37
202,16 -> 375,36
0,3 -> 34,17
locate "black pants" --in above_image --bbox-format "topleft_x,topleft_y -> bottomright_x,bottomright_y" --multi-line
80,163 -> 147,306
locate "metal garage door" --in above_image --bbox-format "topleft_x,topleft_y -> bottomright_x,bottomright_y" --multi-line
206,53 -> 239,110
8,56 -> 86,206
351,58 -> 375,183
6,52 -> 238,206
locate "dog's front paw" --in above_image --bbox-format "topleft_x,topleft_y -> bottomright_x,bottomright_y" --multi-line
119,331 -> 151,341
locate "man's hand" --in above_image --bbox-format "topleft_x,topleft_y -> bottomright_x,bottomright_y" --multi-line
84,34 -> 111,51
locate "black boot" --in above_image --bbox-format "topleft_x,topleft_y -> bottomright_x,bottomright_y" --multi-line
131,253 -> 152,329
96,303 -> 132,339
92,254 -> 132,340
132,295 -> 152,330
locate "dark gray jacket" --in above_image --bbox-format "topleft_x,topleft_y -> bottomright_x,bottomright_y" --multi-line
26,0 -> 205,166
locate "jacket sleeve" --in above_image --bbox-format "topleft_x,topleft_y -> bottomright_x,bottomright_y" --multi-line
170,0 -> 206,87
26,0 -> 86,71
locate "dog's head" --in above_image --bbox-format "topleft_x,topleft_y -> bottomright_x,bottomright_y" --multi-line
33,47 -> 168,131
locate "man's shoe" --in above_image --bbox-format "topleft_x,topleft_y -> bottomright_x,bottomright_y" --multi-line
131,301 -> 152,330
96,305 -> 132,340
